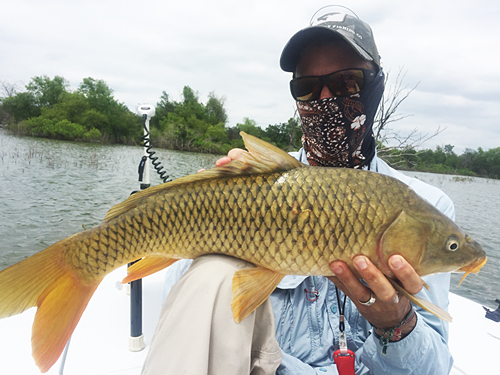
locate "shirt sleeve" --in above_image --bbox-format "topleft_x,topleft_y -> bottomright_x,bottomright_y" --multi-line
357,272 -> 453,374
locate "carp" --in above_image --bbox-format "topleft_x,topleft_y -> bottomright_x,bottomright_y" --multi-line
0,132 -> 487,372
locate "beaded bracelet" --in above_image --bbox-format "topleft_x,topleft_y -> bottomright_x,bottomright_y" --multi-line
372,308 -> 416,355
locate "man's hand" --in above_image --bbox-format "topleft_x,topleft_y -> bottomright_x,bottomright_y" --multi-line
328,255 -> 421,333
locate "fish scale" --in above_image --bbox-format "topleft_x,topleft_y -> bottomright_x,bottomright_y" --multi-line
62,167 -> 406,282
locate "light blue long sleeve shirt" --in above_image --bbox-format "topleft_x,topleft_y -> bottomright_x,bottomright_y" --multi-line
163,150 -> 455,375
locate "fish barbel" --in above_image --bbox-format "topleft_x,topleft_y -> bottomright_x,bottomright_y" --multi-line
0,132 -> 487,372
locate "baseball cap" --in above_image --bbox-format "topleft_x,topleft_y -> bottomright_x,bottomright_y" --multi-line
280,11 -> 380,72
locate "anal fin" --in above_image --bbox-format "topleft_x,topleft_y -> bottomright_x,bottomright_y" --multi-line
231,266 -> 284,323
122,255 -> 178,284
387,277 -> 452,322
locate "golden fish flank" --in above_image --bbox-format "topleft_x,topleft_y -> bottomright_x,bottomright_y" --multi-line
69,166 -> 404,279
0,132 -> 487,373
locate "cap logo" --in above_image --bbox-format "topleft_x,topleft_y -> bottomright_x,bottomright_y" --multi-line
312,12 -> 364,40
312,12 -> 346,25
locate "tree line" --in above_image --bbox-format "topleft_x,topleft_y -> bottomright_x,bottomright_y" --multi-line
0,75 -> 498,179
0,76 -> 302,154
1,76 -> 140,143
149,85 -> 302,154
381,144 -> 500,179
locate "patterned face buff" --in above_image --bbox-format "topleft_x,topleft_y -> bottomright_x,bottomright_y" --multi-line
297,69 -> 385,168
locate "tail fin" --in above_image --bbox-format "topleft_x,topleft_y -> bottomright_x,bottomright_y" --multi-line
0,237 -> 102,373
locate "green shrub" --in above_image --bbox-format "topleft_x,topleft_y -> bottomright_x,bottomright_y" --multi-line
84,128 -> 102,141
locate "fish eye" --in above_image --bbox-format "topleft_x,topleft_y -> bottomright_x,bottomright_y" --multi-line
446,236 -> 460,252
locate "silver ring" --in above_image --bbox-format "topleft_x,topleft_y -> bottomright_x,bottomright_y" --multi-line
359,291 -> 376,306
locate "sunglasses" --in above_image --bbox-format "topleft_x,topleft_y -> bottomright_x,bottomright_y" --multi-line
290,68 -> 377,101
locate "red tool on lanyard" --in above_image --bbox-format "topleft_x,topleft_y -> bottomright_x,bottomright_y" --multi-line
333,346 -> 356,374
333,331 -> 356,375
334,290 -> 356,375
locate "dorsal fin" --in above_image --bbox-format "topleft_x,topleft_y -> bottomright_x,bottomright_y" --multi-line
238,131 -> 303,173
104,132 -> 305,221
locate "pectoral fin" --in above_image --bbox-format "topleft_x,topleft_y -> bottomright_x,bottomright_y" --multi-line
231,267 -> 284,323
121,255 -> 179,284
387,277 -> 452,322
422,280 -> 430,291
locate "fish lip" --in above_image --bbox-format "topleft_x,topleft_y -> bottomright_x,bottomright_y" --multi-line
458,257 -> 487,274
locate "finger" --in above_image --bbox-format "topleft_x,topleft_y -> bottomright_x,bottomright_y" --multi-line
227,148 -> 245,161
388,255 -> 423,294
215,148 -> 245,167
330,261 -> 372,303
326,275 -> 347,294
215,156 -> 232,167
352,256 -> 398,303
197,168 -> 206,173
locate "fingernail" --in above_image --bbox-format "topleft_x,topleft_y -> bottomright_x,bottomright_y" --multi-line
354,257 -> 368,270
331,264 -> 343,276
390,256 -> 403,270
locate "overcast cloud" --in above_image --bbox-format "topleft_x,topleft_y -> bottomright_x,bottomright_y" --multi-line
2,0 -> 499,153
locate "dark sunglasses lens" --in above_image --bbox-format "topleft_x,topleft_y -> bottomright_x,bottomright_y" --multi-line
291,77 -> 321,101
291,70 -> 372,101
328,70 -> 365,96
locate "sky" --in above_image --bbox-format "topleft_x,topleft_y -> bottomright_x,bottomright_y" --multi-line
2,0 -> 500,154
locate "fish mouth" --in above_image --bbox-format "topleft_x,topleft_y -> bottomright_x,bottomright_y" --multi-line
457,257 -> 487,286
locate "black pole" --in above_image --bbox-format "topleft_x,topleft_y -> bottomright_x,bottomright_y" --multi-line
128,260 -> 145,351
129,262 -> 143,337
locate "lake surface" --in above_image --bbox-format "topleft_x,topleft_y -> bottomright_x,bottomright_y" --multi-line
0,129 -> 498,308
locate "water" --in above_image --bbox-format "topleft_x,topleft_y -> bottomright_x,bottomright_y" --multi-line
0,130 -> 498,308
0,130 -> 219,267
405,172 -> 500,309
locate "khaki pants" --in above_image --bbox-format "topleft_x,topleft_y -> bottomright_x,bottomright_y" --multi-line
142,254 -> 282,375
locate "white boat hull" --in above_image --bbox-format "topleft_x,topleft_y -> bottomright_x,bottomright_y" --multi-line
0,267 -> 498,374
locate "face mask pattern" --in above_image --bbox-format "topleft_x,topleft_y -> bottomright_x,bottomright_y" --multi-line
297,69 -> 385,169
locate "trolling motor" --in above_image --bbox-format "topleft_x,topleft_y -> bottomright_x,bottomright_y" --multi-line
127,104 -> 166,353
128,105 -> 171,352
127,104 -> 158,353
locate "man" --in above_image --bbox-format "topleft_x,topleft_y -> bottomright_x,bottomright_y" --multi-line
142,11 -> 453,375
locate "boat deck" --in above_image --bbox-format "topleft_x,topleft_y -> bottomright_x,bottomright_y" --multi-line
0,267 -> 498,374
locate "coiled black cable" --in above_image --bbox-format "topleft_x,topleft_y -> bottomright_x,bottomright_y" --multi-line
140,114 -> 171,183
